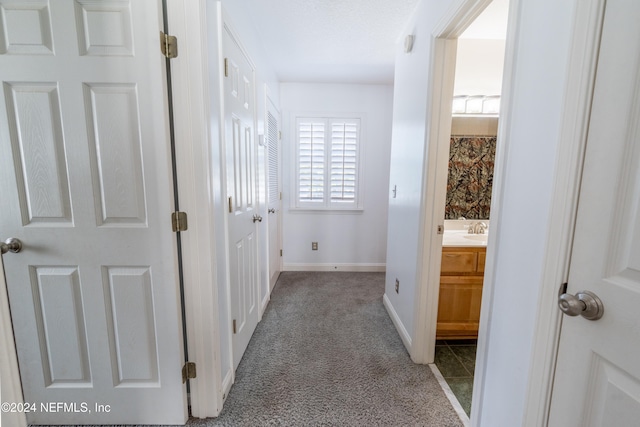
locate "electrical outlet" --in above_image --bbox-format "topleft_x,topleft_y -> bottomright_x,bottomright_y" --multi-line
312,242 -> 318,250
395,278 -> 400,293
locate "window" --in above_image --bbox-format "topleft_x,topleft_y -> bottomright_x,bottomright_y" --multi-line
295,116 -> 362,210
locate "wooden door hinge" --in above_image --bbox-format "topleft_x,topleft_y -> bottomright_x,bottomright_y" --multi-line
182,362 -> 196,383
160,31 -> 178,59
171,211 -> 188,232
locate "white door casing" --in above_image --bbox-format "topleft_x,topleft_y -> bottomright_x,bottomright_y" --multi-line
222,24 -> 260,371
0,1 -> 187,424
266,95 -> 281,291
548,0 -> 640,425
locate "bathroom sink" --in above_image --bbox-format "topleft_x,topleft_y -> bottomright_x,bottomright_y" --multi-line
463,234 -> 488,243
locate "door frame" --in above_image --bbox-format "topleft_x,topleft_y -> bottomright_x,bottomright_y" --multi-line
165,0 -> 226,418
410,0 -> 495,364
0,261 -> 26,427
412,0 -> 606,426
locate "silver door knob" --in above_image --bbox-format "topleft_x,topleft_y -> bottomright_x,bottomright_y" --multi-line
558,290 -> 604,320
252,214 -> 263,223
1,238 -> 22,255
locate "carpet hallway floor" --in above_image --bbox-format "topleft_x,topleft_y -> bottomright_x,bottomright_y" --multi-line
194,271 -> 464,426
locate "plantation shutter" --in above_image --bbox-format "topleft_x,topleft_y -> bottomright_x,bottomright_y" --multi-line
330,120 -> 359,203
295,116 -> 361,209
267,111 -> 279,204
298,119 -> 325,202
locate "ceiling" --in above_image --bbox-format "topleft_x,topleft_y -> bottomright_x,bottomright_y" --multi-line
238,0 -> 509,85
238,0 -> 420,84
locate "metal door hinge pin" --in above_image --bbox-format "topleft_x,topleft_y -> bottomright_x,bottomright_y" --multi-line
182,362 -> 196,383
171,211 -> 188,232
160,32 -> 178,59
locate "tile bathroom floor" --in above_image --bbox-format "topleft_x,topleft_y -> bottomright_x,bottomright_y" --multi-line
434,339 -> 477,416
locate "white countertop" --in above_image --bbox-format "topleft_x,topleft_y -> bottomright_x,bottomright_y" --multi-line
442,229 -> 488,247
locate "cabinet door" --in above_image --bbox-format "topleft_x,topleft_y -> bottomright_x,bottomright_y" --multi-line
436,276 -> 484,339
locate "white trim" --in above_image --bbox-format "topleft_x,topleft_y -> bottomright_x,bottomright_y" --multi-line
166,0 -> 224,417
260,292 -> 270,317
0,261 -> 27,427
283,263 -> 386,272
221,367 -> 234,401
520,0 -> 604,425
383,294 -> 412,351
469,0 -> 520,423
429,364 -> 471,427
411,0 -> 494,366
218,5 -> 236,390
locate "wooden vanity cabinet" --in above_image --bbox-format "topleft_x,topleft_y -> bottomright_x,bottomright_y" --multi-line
436,246 -> 486,340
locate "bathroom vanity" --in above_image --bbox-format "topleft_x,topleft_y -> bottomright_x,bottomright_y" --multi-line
437,230 -> 487,339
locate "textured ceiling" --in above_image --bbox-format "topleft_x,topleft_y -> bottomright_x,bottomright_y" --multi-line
238,0 -> 420,84
237,0 -> 509,85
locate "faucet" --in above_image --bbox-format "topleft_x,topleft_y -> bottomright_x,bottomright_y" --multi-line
474,222 -> 487,234
468,221 -> 488,234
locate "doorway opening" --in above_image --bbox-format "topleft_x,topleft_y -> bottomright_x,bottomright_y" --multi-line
427,0 -> 509,419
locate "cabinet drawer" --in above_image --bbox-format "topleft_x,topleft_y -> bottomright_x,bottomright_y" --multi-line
441,251 -> 477,273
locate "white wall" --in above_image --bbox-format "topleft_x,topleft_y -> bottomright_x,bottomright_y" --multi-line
454,39 -> 506,95
384,0 -> 456,346
280,83 -> 393,270
385,0 -> 583,425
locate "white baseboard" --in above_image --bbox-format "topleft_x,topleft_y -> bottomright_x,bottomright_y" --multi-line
260,292 -> 270,317
383,293 -> 412,352
429,364 -> 471,427
221,367 -> 233,404
283,263 -> 386,272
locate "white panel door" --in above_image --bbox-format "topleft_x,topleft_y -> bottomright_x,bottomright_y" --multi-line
266,96 -> 281,290
222,26 -> 260,371
548,0 -> 640,425
0,1 -> 187,424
